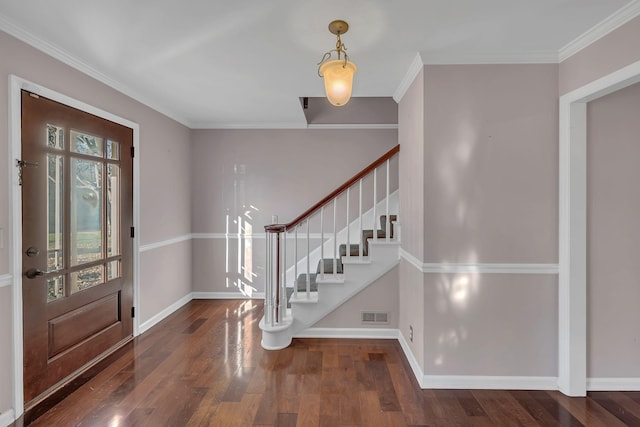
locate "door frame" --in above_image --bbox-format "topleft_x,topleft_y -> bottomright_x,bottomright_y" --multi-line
558,59 -> 640,396
8,75 -> 141,417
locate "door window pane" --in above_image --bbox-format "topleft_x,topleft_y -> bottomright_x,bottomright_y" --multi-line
107,140 -> 120,160
71,265 -> 104,294
71,130 -> 103,157
107,164 -> 120,257
71,158 -> 103,266
107,260 -> 120,281
47,276 -> 65,302
47,124 -> 64,149
47,154 -> 64,272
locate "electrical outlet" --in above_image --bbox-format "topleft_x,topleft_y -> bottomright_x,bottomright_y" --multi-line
409,325 -> 413,342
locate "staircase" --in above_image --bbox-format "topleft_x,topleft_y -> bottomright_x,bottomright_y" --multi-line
259,145 -> 400,350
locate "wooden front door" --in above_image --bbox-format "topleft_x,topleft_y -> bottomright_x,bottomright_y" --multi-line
21,91 -> 134,403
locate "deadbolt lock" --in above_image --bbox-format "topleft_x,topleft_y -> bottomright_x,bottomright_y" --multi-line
26,247 -> 39,257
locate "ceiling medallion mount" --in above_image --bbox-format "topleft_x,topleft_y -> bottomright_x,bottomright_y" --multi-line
328,20 -> 349,36
318,20 -> 357,107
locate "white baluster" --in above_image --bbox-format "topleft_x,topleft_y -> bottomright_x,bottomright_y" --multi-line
359,179 -> 363,259
333,198 -> 337,277
346,188 -> 350,260
373,168 -> 377,241
265,232 -> 271,325
306,218 -> 310,298
386,158 -> 390,241
281,230 -> 286,321
320,206 -> 325,280
294,225 -> 298,299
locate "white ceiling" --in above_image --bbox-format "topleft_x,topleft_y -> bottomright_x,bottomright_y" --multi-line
0,0 -> 637,128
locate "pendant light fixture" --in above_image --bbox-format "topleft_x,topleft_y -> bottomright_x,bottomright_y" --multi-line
318,20 -> 357,107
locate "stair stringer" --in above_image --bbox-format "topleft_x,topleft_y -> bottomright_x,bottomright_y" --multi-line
289,240 -> 400,337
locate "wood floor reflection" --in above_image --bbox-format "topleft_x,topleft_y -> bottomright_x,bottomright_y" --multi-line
23,299 -> 640,426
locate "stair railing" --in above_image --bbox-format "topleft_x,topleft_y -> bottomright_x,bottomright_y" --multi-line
263,144 -> 400,328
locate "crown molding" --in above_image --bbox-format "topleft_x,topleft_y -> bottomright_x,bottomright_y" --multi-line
393,53 -> 424,103
307,123 -> 398,130
420,51 -> 559,65
0,14 -> 192,128
190,122 -> 308,130
559,0 -> 640,62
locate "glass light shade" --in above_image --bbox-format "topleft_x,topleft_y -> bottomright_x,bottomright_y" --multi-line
319,59 -> 357,106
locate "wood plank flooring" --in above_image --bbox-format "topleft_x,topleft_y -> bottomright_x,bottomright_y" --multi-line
18,299 -> 640,426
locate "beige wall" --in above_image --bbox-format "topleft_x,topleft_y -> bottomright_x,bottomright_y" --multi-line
398,67 -> 426,365
398,69 -> 425,261
559,15 -> 640,96
314,266 -> 399,328
190,128 -> 398,295
399,63 -> 560,377
422,64 -> 559,264
423,273 -> 557,376
587,81 -> 640,378
0,30 -> 192,415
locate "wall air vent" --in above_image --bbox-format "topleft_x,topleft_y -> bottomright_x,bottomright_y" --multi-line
361,311 -> 389,325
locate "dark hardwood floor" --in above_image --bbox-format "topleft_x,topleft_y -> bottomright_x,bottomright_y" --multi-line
19,299 -> 640,426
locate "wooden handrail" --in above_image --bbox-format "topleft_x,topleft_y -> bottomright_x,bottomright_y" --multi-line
283,144 -> 400,230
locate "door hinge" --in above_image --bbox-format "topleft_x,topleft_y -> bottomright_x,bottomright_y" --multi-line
130,146 -> 135,158
130,227 -> 135,238
131,307 -> 135,318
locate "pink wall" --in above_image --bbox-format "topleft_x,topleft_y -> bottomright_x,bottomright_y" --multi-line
559,15 -> 640,95
398,69 -> 426,364
423,64 -> 558,264
400,63 -> 560,376
398,69 -> 425,260
587,81 -> 640,378
314,266 -> 399,328
423,273 -> 557,376
190,128 -> 398,295
0,30 -> 193,414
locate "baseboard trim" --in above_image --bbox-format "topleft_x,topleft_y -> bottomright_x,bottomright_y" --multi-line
192,292 -> 266,300
138,293 -> 193,334
0,274 -> 12,288
294,327 -> 399,340
587,378 -> 640,391
397,331 -> 427,388
422,375 -> 558,390
0,409 -> 15,427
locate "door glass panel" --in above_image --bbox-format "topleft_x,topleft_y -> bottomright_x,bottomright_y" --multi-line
47,276 -> 65,302
47,124 -> 64,149
107,164 -> 120,257
71,158 -> 103,266
71,130 -> 104,157
71,265 -> 104,294
107,140 -> 120,160
107,260 -> 120,281
47,154 -> 64,272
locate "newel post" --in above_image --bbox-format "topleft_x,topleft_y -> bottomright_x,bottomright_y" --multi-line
264,222 -> 286,326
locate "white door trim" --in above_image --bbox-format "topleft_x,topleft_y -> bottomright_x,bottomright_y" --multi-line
8,75 -> 141,417
558,59 -> 640,396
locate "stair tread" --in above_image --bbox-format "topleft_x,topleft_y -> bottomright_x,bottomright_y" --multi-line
316,274 -> 345,284
342,256 -> 372,265
289,292 -> 319,304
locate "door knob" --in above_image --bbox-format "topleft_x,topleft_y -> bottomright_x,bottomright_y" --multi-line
25,268 -> 44,279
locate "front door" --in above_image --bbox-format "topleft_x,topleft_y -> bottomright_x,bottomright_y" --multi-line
21,91 -> 134,403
